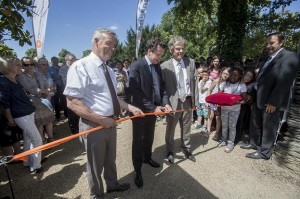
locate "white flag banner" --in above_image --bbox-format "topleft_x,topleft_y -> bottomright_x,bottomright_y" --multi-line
136,0 -> 150,58
32,0 -> 50,58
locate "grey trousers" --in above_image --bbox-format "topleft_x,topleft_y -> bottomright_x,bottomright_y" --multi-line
221,109 -> 240,143
165,97 -> 193,153
80,118 -> 119,199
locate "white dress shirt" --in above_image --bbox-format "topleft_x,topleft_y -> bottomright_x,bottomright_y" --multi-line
172,58 -> 191,96
63,52 -> 117,116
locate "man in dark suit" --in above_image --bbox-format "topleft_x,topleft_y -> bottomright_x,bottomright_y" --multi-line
161,36 -> 197,163
129,37 -> 172,188
242,32 -> 299,160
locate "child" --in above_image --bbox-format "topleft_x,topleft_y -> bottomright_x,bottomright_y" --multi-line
219,67 -> 247,153
193,68 -> 211,136
207,67 -> 230,141
236,69 -> 256,144
209,56 -> 220,81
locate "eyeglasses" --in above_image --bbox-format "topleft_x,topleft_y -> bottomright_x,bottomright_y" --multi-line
23,64 -> 35,67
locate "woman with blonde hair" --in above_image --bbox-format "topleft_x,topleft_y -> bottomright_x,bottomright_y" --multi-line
0,57 -> 43,173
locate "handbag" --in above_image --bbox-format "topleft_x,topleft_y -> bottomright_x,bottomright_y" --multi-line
29,95 -> 54,125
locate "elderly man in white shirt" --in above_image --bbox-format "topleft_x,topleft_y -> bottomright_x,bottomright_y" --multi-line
64,28 -> 143,199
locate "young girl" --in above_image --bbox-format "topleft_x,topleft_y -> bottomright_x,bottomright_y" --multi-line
209,56 -> 220,81
194,69 -> 211,135
235,69 -> 256,144
219,67 -> 247,153
207,67 -> 230,141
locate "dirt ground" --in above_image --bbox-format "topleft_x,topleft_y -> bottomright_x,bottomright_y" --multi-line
1,118 -> 300,199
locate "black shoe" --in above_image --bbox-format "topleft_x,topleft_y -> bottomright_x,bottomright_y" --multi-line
245,152 -> 269,160
144,158 -> 160,168
183,150 -> 196,162
134,172 -> 143,188
107,183 -> 130,193
240,144 -> 257,150
167,152 -> 174,164
31,167 -> 44,174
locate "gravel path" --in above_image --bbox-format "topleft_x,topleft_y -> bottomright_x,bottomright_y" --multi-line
1,118 -> 300,199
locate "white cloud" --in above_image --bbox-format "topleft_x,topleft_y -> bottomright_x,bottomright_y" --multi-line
109,25 -> 118,30
65,23 -> 71,26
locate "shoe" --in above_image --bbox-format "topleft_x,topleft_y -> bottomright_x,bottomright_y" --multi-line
245,152 -> 270,160
183,150 -> 196,162
225,143 -> 234,153
218,141 -> 226,147
201,128 -> 209,137
192,122 -> 201,130
107,183 -> 130,193
167,152 -> 174,164
240,144 -> 257,150
144,158 -> 160,168
31,167 -> 44,174
134,172 -> 143,188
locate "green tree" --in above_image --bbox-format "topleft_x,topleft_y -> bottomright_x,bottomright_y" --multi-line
0,0 -> 33,55
25,48 -> 37,59
58,49 -> 71,64
216,0 -> 248,63
82,50 -> 91,58
162,0 -> 218,60
122,25 -> 162,61
0,42 -> 16,56
244,0 -> 300,59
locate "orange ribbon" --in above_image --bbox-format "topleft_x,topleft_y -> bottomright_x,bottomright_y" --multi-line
12,106 -> 219,161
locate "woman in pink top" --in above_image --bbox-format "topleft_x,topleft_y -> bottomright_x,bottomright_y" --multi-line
209,56 -> 220,80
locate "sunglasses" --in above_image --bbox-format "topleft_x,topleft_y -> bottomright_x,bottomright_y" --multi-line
23,64 -> 35,67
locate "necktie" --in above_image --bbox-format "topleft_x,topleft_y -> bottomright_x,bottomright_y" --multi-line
150,64 -> 161,104
101,63 -> 121,116
178,62 -> 186,102
254,56 -> 272,89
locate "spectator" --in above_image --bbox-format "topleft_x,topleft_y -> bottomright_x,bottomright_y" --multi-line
0,57 -> 43,173
49,56 -> 65,120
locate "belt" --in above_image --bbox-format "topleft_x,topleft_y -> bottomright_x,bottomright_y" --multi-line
107,115 -> 118,120
178,96 -> 192,101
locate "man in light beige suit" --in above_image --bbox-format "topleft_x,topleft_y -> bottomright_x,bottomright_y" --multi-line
161,36 -> 197,163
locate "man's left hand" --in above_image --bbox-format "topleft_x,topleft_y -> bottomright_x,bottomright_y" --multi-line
265,104 -> 276,113
129,105 -> 144,116
164,104 -> 173,112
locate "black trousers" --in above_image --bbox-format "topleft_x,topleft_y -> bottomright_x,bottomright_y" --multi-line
132,115 -> 156,172
249,101 -> 282,158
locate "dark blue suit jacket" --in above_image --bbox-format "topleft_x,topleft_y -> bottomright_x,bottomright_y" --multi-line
256,48 -> 299,111
129,58 -> 169,112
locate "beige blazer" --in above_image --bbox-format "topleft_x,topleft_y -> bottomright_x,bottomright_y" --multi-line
161,57 -> 197,110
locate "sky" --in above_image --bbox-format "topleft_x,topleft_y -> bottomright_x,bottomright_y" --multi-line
4,0 -> 300,60
4,0 -> 174,59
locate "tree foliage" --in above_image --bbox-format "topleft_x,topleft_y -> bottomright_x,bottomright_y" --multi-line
0,42 -> 16,56
121,25 -> 162,62
0,0 -> 33,55
25,48 -> 37,59
216,0 -> 248,63
82,50 -> 92,58
58,49 -> 71,64
165,0 -> 300,63
163,1 -> 218,60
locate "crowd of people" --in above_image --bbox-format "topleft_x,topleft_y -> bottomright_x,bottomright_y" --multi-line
0,28 -> 299,199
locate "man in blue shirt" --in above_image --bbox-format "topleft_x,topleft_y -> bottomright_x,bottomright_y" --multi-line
49,56 -> 65,120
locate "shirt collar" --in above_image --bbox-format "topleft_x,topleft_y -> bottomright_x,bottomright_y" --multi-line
269,47 -> 283,59
145,55 -> 152,66
90,51 -> 105,68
